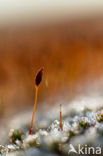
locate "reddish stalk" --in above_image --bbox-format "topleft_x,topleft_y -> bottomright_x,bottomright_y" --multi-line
29,68 -> 43,135
29,86 -> 38,135
59,104 -> 63,130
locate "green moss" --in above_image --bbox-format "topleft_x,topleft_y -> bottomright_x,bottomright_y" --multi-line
97,112 -> 103,122
0,145 -> 4,154
9,129 -> 24,144
69,130 -> 75,138
78,120 -> 90,129
0,146 -> 3,151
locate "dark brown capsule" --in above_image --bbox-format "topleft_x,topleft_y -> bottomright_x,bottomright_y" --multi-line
35,68 -> 43,86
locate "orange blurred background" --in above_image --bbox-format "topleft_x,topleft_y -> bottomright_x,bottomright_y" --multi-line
1,1 -> 103,120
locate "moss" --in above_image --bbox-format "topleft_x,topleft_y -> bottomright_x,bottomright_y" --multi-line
9,129 -> 24,144
96,112 -> 103,122
23,133 -> 40,149
69,130 -> 75,138
0,145 -> 3,151
78,120 -> 90,129
26,139 -> 39,147
3,104 -> 103,155
0,145 -> 4,154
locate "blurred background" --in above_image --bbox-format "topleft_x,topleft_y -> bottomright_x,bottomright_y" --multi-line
1,0 -> 103,122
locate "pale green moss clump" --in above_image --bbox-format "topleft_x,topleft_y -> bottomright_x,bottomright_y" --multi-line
9,129 -> 24,144
96,111 -> 103,122
2,101 -> 103,156
78,118 -> 90,129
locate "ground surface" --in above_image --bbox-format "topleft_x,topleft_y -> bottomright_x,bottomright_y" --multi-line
1,93 -> 103,155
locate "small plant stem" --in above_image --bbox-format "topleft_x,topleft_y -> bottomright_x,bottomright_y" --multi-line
60,104 -> 63,130
29,86 -> 39,135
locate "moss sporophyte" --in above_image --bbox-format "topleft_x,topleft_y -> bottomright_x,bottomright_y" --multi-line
29,68 -> 43,135
59,104 -> 63,130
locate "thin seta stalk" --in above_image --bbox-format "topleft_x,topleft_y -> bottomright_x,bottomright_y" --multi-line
59,104 -> 63,130
29,68 -> 43,135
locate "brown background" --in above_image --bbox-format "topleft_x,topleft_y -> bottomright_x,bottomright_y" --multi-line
0,16 -> 103,119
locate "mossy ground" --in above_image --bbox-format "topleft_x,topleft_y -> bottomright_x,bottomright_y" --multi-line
1,95 -> 103,156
